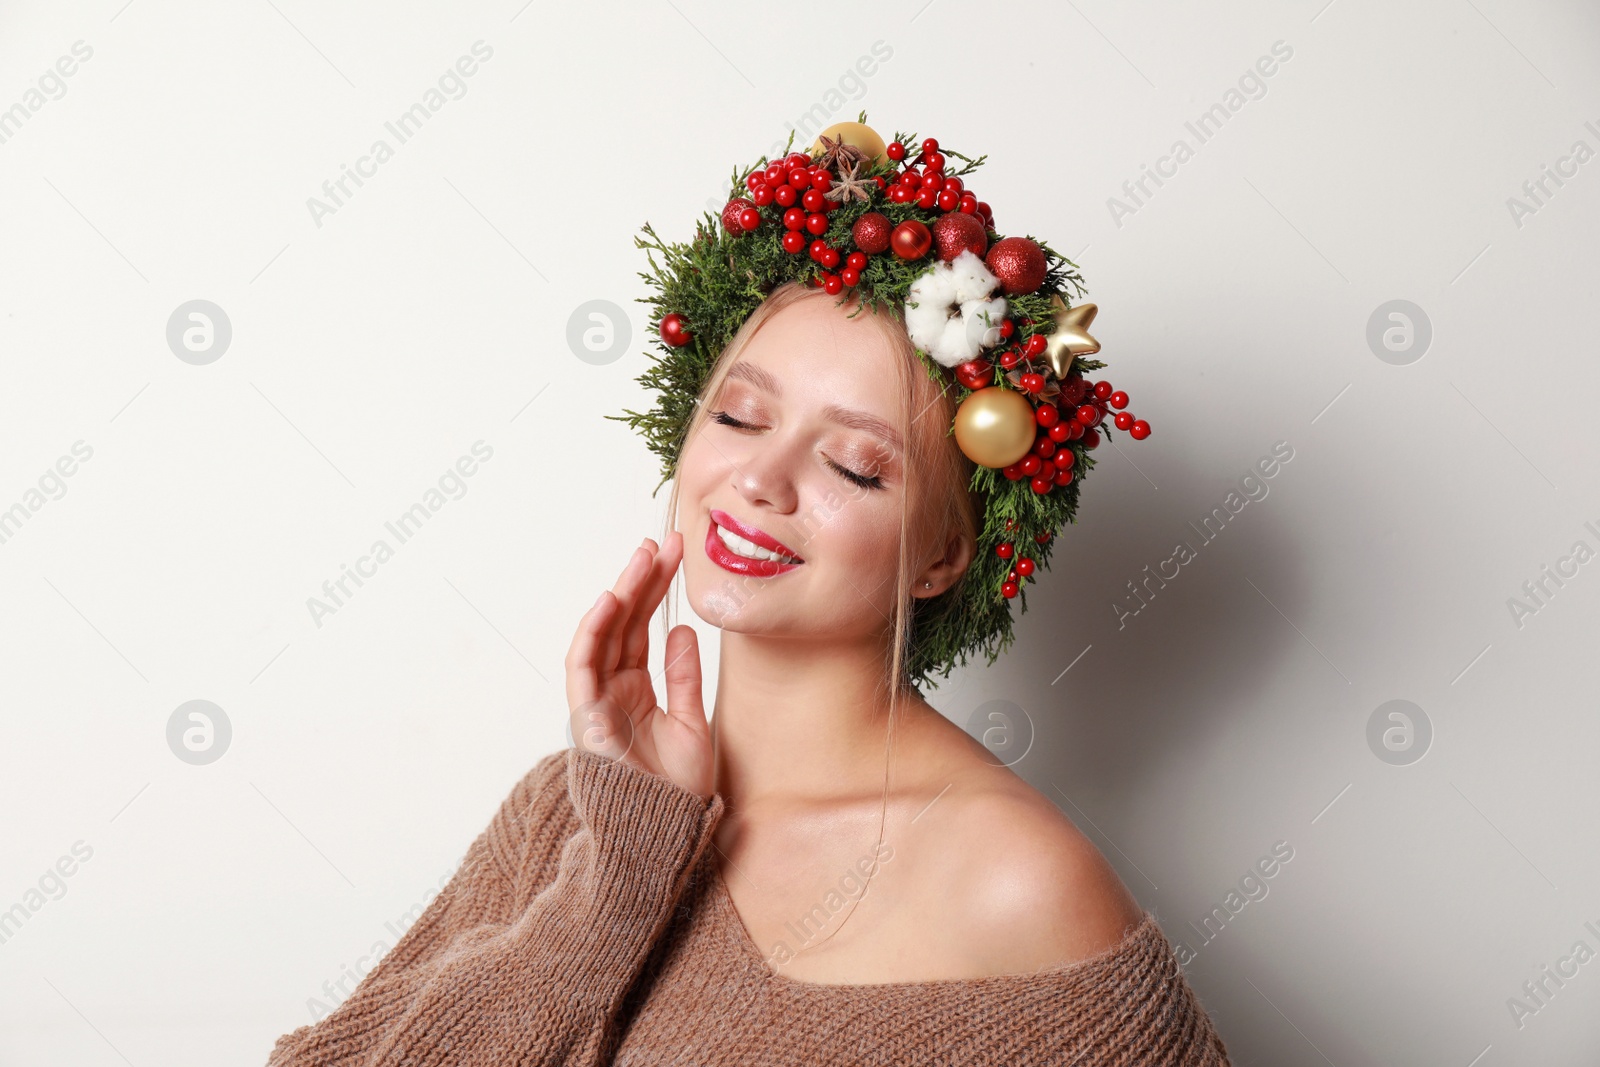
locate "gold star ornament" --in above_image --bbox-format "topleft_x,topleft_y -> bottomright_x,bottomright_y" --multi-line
1041,297 -> 1101,381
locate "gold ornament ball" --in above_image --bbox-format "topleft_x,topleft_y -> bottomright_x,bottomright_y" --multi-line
953,387 -> 1037,468
809,121 -> 888,166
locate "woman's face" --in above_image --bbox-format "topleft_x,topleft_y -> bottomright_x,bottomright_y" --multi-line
675,293 -> 930,641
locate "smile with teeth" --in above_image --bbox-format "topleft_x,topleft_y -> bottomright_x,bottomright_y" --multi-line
704,508 -> 805,576
715,522 -> 802,564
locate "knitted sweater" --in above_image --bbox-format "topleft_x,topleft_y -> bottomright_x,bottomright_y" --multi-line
265,747 -> 1232,1066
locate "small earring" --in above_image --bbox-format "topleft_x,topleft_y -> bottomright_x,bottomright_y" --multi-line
923,581 -> 932,588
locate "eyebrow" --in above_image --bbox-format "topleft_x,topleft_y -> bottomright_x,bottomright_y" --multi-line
725,361 -> 904,451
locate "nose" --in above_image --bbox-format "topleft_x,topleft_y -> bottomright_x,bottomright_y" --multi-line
728,430 -> 799,514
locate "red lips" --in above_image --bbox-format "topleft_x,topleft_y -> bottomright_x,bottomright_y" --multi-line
710,509 -> 804,558
706,509 -> 804,577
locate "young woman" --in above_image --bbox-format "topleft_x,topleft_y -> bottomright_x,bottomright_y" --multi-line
265,121 -> 1231,1065
574,281 -> 1155,985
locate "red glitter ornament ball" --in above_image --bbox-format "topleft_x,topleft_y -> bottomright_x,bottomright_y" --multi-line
985,236 -> 1047,295
852,211 -> 892,255
930,211 -> 988,263
721,198 -> 756,234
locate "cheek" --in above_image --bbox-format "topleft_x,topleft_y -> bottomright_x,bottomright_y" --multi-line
674,434 -> 735,511
811,492 -> 904,574
677,434 -> 717,487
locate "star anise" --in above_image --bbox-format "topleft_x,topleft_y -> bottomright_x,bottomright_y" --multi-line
816,132 -> 869,173
824,159 -> 875,205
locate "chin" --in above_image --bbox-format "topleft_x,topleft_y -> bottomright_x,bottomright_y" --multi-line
681,558 -> 778,628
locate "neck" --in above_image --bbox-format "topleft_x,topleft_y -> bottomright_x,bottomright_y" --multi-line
709,629 -> 930,809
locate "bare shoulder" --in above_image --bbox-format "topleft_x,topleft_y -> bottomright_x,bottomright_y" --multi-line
934,763 -> 1147,976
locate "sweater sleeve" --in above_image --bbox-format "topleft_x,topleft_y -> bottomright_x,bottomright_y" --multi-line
264,746 -> 726,1067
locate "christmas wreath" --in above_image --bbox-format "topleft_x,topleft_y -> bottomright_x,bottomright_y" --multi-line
608,113 -> 1152,691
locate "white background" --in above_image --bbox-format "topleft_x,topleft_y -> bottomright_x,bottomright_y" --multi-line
2,0 -> 1598,1063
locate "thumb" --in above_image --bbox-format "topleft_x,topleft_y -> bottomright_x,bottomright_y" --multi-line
662,624 -> 706,729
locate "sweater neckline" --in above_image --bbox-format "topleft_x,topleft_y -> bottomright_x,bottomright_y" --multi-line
707,861 -> 1162,994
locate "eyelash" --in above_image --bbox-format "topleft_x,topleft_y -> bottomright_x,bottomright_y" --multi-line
709,410 -> 886,491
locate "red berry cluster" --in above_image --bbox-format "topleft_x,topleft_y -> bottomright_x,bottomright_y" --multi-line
720,149 -> 882,295
994,377 -> 1151,499
951,326 -> 1152,510
884,137 -> 992,225
714,134 -> 992,298
667,132 -> 1005,340
994,523 -> 1055,599
729,151 -> 848,234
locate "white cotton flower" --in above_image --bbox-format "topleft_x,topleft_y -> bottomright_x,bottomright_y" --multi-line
904,271 -> 956,362
948,250 -> 998,303
965,295 -> 1008,348
903,250 -> 1008,368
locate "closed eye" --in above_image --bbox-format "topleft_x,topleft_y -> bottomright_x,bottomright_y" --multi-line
709,410 -> 886,491
826,458 -> 886,491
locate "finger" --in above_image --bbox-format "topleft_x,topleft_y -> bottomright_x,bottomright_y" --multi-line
662,623 -> 706,729
565,590 -> 618,712
619,531 -> 684,670
595,542 -> 655,676
615,536 -> 664,671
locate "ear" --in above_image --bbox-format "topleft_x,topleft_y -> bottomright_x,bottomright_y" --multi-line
913,529 -> 975,599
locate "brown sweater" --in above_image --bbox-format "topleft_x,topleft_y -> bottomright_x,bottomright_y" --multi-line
266,747 -> 1233,1065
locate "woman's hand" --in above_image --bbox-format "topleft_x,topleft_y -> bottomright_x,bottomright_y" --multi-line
563,531 -> 713,799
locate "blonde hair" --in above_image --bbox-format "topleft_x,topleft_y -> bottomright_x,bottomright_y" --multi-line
655,279 -> 980,955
